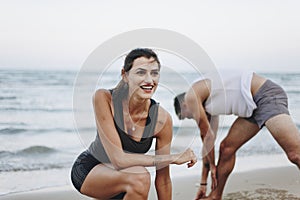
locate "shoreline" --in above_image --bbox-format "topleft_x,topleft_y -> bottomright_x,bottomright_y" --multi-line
1,165 -> 299,200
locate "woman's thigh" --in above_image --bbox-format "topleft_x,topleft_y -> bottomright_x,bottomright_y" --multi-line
81,164 -> 150,199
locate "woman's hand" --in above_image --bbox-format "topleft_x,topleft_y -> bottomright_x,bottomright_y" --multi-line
173,148 -> 197,167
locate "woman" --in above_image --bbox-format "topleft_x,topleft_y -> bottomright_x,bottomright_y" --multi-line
71,48 -> 197,200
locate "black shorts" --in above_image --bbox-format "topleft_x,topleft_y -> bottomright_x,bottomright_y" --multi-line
245,80 -> 289,128
71,150 -> 126,199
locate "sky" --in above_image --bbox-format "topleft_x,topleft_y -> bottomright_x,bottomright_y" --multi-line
1,0 -> 300,72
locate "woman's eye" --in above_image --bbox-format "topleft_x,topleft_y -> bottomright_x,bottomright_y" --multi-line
137,71 -> 146,75
151,71 -> 159,76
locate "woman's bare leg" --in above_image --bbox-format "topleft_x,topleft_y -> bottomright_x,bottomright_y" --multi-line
81,164 -> 151,200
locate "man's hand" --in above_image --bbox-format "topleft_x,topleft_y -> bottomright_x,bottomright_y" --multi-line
195,184 -> 207,199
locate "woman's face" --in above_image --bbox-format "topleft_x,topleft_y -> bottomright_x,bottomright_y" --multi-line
125,56 -> 160,100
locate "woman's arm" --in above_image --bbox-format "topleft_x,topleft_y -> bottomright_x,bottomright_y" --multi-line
93,90 -> 196,170
153,108 -> 197,200
154,109 -> 172,200
94,89 -> 154,169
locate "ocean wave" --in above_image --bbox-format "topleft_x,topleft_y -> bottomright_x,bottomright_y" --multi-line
0,126 -> 228,136
0,163 -> 67,172
0,146 -> 68,172
0,107 -> 72,112
172,125 -> 231,134
0,146 -> 57,158
0,127 -> 75,135
0,96 -> 17,100
0,70 -> 76,88
0,122 -> 27,126
237,146 -> 284,157
0,128 -> 27,134
19,146 -> 57,155
285,89 -> 300,94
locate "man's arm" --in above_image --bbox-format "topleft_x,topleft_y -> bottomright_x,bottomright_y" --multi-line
195,115 -> 219,198
186,80 -> 218,189
186,87 -> 216,172
200,115 -> 219,190
195,156 -> 210,199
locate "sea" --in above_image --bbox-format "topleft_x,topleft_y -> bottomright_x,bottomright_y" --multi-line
0,68 -> 300,196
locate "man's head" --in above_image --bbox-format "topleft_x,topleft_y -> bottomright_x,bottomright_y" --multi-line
174,92 -> 188,120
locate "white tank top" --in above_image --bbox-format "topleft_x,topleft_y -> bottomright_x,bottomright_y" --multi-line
202,70 -> 256,117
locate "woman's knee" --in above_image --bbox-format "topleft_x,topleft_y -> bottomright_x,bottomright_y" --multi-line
126,166 -> 151,195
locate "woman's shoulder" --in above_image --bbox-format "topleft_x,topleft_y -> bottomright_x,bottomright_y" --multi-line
156,105 -> 169,117
93,89 -> 112,102
154,104 -> 172,136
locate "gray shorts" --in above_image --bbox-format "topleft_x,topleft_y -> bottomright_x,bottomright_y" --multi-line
245,80 -> 289,128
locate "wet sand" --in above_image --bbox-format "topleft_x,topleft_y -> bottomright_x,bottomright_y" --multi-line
0,166 -> 299,200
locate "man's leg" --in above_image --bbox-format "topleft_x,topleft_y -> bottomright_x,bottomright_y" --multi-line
265,114 -> 300,168
203,117 -> 260,200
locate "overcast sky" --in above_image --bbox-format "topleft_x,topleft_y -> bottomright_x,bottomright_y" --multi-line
1,0 -> 300,72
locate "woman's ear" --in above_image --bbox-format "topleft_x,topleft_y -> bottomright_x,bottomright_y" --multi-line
121,69 -> 128,83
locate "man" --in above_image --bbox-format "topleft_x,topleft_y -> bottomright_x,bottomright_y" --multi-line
174,70 -> 300,200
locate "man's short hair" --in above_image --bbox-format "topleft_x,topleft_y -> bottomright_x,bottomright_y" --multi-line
173,92 -> 186,119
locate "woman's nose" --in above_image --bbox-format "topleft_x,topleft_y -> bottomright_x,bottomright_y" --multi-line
144,73 -> 153,83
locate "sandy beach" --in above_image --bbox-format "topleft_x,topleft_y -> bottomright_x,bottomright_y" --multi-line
169,166 -> 300,200
1,166 -> 299,200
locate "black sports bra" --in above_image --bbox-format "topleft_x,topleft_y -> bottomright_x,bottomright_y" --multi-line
112,89 -> 159,153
